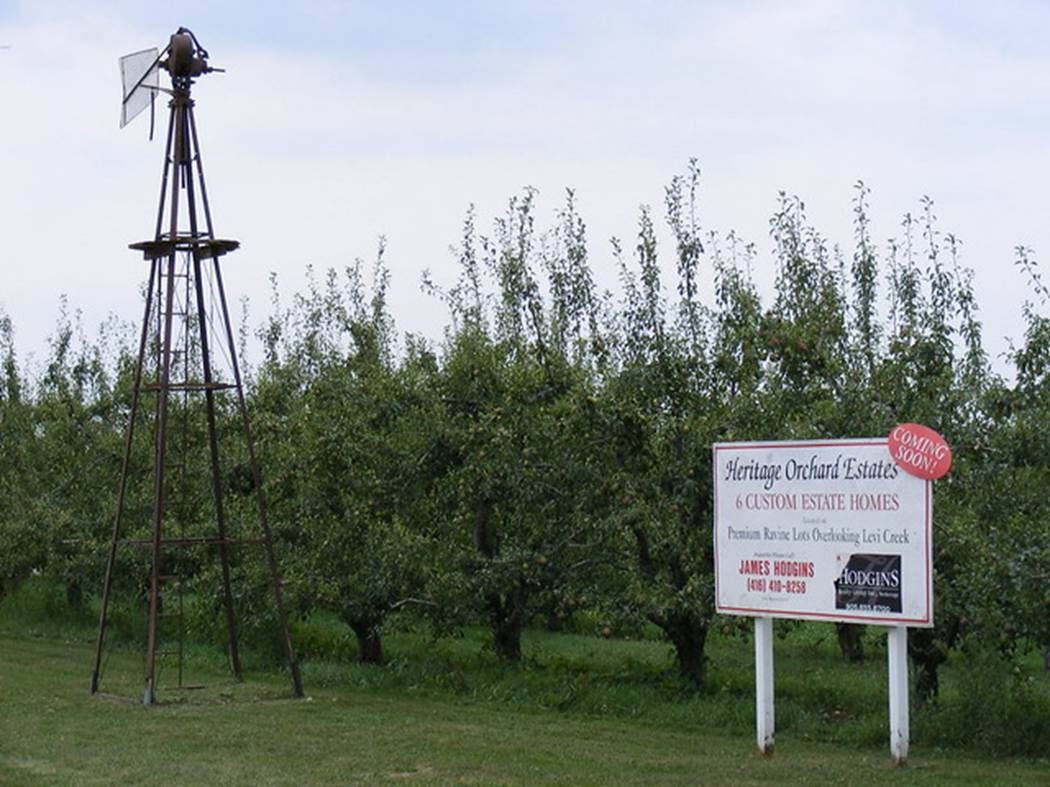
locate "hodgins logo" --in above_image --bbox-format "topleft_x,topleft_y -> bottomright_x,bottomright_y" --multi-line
834,554 -> 902,613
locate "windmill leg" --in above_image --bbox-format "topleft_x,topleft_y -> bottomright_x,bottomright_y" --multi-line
178,99 -> 244,680
191,256 -> 243,679
144,253 -> 178,706
91,259 -> 158,695
143,93 -> 187,707
212,258 -> 304,698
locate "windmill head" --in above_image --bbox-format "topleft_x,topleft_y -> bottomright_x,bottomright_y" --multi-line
164,28 -> 214,80
120,27 -> 223,130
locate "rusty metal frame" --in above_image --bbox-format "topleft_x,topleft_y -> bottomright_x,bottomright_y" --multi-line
91,37 -> 303,704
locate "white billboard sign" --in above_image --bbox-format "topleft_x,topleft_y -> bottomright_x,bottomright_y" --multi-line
713,438 -> 932,627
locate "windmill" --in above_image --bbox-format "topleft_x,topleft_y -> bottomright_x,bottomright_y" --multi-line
91,28 -> 302,705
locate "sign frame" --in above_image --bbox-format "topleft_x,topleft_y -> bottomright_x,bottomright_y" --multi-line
713,438 -> 933,628
713,436 -> 937,765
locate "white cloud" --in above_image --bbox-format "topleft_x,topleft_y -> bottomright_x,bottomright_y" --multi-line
0,1 -> 1046,373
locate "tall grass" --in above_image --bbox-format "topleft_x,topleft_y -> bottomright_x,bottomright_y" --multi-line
2,578 -> 1047,759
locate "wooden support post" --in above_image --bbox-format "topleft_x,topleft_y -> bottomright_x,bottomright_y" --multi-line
887,625 -> 909,765
755,616 -> 775,755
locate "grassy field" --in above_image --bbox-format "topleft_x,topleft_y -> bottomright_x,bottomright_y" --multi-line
2,632 -> 1049,786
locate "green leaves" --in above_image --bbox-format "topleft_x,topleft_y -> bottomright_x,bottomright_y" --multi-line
2,164 -> 1046,690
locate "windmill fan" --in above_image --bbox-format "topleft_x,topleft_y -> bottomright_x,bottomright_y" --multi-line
93,28 -> 302,706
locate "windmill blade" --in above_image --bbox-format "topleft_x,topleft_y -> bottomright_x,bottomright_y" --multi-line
119,47 -> 161,128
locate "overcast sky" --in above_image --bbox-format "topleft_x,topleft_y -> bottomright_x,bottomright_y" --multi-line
1,1 -> 1047,375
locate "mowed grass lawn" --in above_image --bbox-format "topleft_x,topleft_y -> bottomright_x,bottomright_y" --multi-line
1,636 -> 1047,786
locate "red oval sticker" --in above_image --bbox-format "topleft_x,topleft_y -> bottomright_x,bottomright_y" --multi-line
888,423 -> 952,480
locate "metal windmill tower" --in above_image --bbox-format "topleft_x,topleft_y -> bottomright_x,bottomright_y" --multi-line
91,28 -> 302,705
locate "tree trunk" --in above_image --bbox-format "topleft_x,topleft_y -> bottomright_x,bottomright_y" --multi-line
492,605 -> 522,661
541,597 -> 572,632
488,589 -> 524,661
348,618 -> 384,665
473,495 -> 524,661
545,608 -> 565,632
914,656 -> 939,703
65,577 -> 83,609
1043,644 -> 1050,673
908,627 -> 946,705
835,623 -> 865,663
657,613 -> 708,684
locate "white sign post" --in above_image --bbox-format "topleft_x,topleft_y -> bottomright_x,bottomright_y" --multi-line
713,438 -> 932,764
887,625 -> 909,763
755,616 -> 775,755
